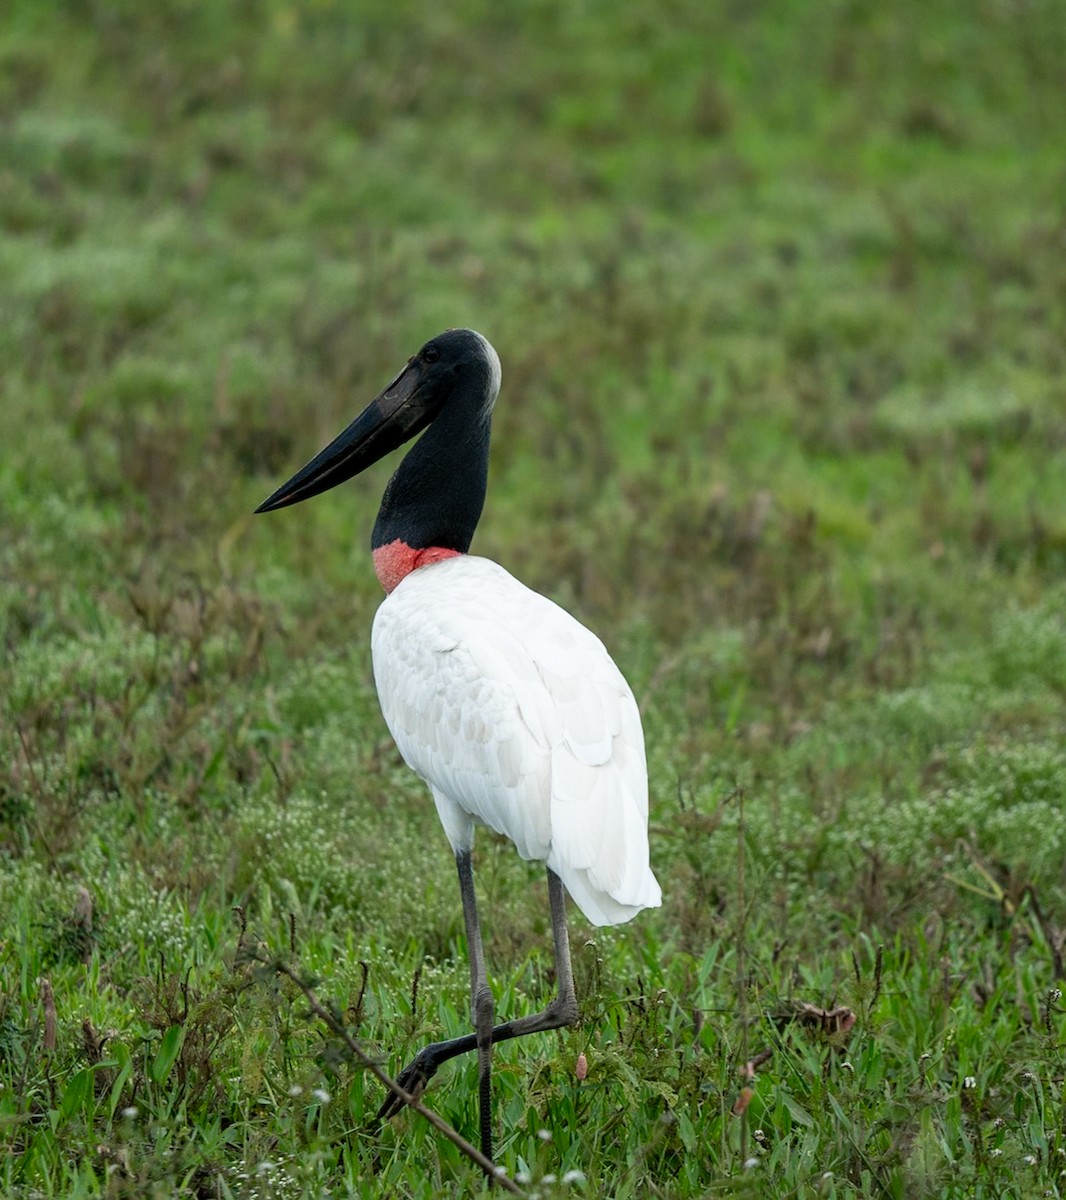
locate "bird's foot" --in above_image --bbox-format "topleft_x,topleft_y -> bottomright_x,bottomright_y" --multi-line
376,1049 -> 441,1122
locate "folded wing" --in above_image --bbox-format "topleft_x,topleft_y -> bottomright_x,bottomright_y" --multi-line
371,556 -> 662,926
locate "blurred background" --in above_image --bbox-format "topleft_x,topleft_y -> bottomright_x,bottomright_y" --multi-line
2,0 -> 1065,1194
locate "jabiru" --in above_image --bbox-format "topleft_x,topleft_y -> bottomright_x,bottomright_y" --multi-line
256,328 -> 662,1163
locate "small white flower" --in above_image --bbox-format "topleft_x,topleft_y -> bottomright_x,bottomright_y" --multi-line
1023,1155 -> 1037,1166
990,1149 -> 1003,1158
543,1174 -> 557,1184
538,1128 -> 553,1141
256,1161 -> 276,1175
312,1088 -> 331,1104
840,1061 -> 854,1071
753,1128 -> 767,1142
743,1158 -> 759,1170
964,1076 -> 977,1089
288,1084 -> 303,1096
515,1171 -> 531,1184
121,1107 -> 138,1119
562,1170 -> 586,1183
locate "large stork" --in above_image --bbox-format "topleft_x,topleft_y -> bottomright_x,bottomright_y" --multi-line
256,328 -> 661,1163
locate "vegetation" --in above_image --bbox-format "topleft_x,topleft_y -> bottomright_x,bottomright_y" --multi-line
2,0 -> 1065,1195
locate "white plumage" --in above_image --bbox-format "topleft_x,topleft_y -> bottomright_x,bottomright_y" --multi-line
372,554 -> 662,926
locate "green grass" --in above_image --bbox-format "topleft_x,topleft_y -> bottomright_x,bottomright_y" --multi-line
2,0 -> 1065,1195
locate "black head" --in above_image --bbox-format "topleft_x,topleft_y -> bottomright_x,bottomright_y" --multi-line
255,328 -> 501,513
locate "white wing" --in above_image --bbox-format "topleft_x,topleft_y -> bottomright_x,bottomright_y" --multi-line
370,556 -> 662,926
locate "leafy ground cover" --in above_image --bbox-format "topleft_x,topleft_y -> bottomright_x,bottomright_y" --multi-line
1,0 -> 1065,1195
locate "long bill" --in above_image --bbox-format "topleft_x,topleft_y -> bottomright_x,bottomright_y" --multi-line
254,357 -> 437,513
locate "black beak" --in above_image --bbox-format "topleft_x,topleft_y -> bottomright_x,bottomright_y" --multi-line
255,358 -> 434,513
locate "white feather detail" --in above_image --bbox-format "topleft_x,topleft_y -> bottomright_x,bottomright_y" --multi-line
371,555 -> 662,926
470,330 -> 502,410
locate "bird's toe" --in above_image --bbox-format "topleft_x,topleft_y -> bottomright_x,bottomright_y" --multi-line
376,1055 -> 437,1122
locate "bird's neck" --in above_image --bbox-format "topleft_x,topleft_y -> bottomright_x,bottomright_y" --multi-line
371,542 -> 463,593
371,402 -> 490,593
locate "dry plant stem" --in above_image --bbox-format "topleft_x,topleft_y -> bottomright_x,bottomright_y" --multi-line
270,960 -> 526,1196
735,787 -> 748,1163
39,978 -> 57,1055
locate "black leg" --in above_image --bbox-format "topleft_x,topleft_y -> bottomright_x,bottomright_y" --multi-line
455,849 -> 495,1161
377,867 -> 579,1137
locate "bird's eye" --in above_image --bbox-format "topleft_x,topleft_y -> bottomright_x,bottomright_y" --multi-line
423,344 -> 441,363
